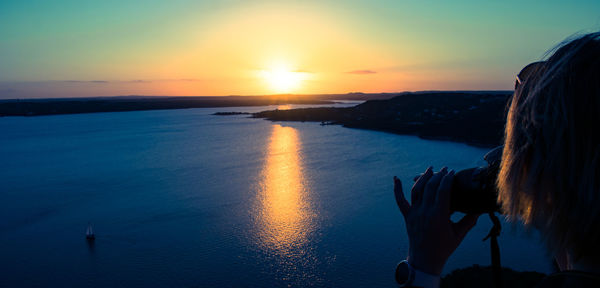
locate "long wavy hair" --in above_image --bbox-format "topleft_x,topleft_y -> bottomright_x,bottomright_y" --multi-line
498,32 -> 600,260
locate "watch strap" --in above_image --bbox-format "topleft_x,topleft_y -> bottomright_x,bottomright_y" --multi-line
411,267 -> 440,288
396,260 -> 440,288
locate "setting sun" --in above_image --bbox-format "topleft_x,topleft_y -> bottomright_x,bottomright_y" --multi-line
260,64 -> 307,93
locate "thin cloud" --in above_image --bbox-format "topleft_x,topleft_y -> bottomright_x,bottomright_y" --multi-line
381,59 -> 488,72
61,80 -> 109,84
0,88 -> 17,94
346,70 -> 377,75
57,79 -> 202,84
3,79 -> 204,87
178,78 -> 202,82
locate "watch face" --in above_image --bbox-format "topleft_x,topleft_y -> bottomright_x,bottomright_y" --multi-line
395,261 -> 410,285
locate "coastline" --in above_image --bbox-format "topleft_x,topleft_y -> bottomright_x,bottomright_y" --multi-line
252,91 -> 512,147
1,91 -> 512,148
0,93 -> 387,117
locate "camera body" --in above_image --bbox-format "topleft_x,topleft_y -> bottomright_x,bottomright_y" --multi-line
449,146 -> 503,214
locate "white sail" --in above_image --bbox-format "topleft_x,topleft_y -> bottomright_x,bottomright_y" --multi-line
86,224 -> 94,236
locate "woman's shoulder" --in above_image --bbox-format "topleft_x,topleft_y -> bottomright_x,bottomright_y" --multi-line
537,271 -> 600,288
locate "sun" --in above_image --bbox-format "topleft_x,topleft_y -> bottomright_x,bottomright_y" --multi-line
260,64 -> 306,93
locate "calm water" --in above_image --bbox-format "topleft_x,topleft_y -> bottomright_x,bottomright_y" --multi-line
0,104 -> 551,287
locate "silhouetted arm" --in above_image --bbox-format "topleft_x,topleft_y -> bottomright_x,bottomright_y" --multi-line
393,167 -> 479,286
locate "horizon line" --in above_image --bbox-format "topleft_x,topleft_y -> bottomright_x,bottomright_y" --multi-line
0,90 -> 514,101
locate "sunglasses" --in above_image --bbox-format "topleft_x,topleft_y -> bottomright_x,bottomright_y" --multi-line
515,61 -> 545,90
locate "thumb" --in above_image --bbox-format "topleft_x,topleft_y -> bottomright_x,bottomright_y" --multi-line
453,214 -> 480,240
394,176 -> 410,217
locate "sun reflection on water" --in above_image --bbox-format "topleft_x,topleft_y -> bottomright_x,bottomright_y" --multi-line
253,124 -> 319,282
276,104 -> 292,110
255,124 -> 313,249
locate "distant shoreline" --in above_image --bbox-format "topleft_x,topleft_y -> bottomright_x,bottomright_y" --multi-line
0,91 -> 512,148
0,93 -> 390,117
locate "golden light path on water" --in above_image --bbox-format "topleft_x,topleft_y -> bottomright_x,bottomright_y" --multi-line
276,104 -> 292,110
253,124 -> 318,282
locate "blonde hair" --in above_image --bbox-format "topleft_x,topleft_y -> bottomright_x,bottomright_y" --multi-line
498,32 -> 600,260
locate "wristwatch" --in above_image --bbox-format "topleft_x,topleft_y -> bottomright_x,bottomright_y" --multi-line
396,260 -> 415,287
395,260 -> 441,288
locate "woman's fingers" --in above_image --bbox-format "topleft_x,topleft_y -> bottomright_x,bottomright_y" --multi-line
452,214 -> 480,241
435,170 -> 455,213
393,176 -> 410,217
422,167 -> 447,207
411,167 -> 433,208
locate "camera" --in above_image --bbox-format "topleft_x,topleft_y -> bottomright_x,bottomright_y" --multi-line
449,146 -> 503,214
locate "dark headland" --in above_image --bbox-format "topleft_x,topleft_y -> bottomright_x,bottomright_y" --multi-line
252,91 -> 513,147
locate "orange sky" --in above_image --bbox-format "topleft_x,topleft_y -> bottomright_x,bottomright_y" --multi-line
1,1 -> 599,98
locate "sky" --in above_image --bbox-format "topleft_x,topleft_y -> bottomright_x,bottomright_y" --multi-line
1,0 -> 599,98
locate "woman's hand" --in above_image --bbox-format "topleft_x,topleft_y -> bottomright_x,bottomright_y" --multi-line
394,167 -> 479,275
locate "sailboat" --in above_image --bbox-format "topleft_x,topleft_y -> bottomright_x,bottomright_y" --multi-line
86,223 -> 95,240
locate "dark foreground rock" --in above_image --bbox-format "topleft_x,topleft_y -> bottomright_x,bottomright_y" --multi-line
253,91 -> 512,147
441,265 -> 546,288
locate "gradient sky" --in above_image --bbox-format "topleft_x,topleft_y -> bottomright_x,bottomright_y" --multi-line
1,0 -> 599,98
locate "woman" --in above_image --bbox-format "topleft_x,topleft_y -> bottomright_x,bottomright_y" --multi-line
393,32 -> 600,287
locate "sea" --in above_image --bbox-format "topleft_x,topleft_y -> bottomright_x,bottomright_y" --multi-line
0,103 -> 551,287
